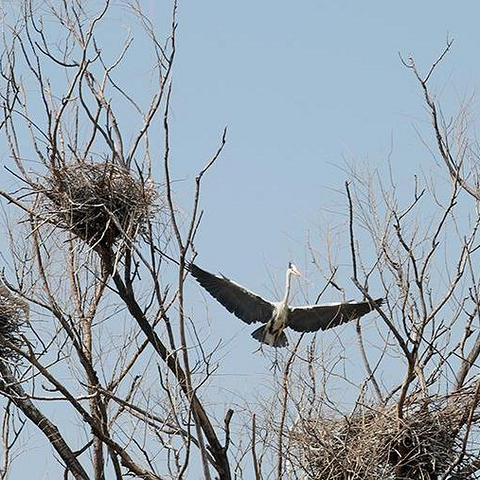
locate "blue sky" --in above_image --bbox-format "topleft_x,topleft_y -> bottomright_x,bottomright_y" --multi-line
3,0 -> 480,477
169,1 -> 480,275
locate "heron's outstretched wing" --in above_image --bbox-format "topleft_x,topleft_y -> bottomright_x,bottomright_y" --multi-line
288,298 -> 383,332
189,264 -> 275,324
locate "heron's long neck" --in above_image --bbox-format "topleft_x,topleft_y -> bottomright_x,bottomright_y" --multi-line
283,270 -> 293,304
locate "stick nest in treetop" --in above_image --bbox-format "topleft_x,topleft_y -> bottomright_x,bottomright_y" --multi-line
43,161 -> 158,250
0,285 -> 29,361
289,391 -> 476,479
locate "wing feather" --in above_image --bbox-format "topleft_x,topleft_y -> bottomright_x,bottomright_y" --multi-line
288,298 -> 383,332
189,264 -> 274,324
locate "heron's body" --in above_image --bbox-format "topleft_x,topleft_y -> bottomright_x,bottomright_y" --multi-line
252,301 -> 290,347
189,262 -> 383,348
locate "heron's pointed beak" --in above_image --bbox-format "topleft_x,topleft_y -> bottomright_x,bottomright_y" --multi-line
290,265 -> 301,277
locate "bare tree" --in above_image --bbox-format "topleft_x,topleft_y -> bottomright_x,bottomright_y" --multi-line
258,42 -> 480,479
0,1 -> 232,478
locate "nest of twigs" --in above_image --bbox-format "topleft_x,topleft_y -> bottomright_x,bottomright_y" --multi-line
289,392 -> 476,479
43,161 -> 157,249
0,285 -> 28,360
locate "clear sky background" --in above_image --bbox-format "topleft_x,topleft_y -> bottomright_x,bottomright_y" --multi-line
3,0 -> 480,477
169,0 -> 480,274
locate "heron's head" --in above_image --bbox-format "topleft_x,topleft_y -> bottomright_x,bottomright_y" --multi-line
288,262 -> 301,277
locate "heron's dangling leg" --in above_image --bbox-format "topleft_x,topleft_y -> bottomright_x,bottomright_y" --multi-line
269,349 -> 281,372
252,340 -> 280,370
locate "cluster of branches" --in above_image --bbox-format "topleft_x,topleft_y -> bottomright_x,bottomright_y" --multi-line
261,41 -> 480,479
0,1 -> 232,479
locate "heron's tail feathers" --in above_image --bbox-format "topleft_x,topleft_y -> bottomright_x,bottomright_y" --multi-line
251,325 -> 288,348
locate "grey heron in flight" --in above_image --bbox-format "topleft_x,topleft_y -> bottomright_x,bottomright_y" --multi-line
189,262 -> 383,348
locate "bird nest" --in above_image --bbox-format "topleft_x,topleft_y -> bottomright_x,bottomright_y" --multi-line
0,285 -> 28,361
289,392 -> 477,479
42,161 -> 158,249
